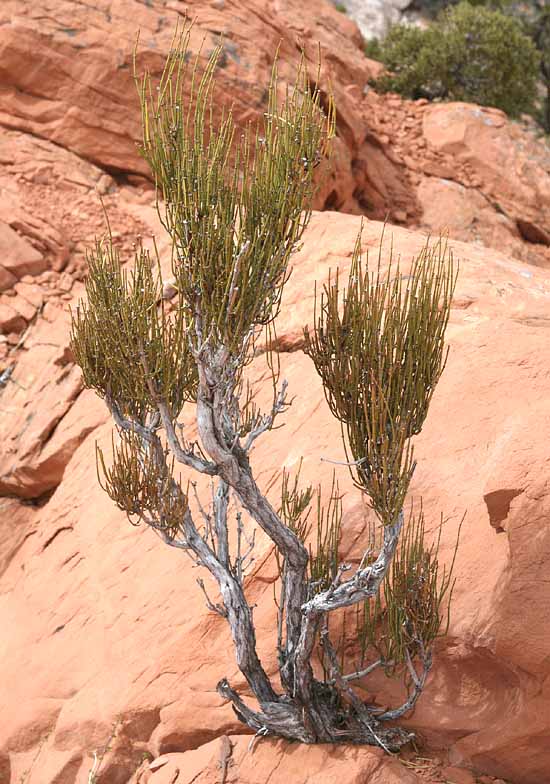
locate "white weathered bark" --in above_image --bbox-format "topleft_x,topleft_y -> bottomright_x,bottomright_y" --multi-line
110,331 -> 420,748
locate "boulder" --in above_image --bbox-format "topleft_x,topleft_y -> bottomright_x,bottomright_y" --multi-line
0,221 -> 46,290
0,301 -> 26,334
363,93 -> 550,269
419,103 -> 550,267
0,0 -> 408,217
0,303 -> 107,498
1,213 -> 550,783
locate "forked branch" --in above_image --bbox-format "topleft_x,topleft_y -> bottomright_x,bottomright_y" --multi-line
71,25 -> 458,753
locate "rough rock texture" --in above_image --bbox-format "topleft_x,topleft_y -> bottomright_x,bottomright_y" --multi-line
130,735 -> 422,784
0,0 -> 415,221
0,125 -> 151,352
1,207 -> 550,784
421,104 -> 550,256
0,125 -> 151,491
363,95 -> 550,269
1,0 -> 548,270
0,304 -> 107,498
1,1 -> 550,783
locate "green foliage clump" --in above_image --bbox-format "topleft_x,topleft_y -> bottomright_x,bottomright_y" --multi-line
278,466 -> 343,597
359,507 -> 457,670
371,2 -> 541,118
518,2 -> 550,132
369,25 -> 442,100
363,38 -> 383,61
401,0 -> 550,130
98,432 -> 188,540
71,239 -> 197,423
304,235 -> 456,527
410,0 -> 511,18
136,36 -> 333,359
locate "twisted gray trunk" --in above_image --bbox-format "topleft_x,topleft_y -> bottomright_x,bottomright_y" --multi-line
195,352 -> 309,672
184,509 -> 277,704
118,334 -> 417,747
186,344 -> 413,744
292,512 -> 403,714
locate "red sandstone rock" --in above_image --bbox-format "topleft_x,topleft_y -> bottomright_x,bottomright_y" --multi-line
14,281 -> 44,310
0,0 -> 400,218
0,301 -> 25,334
416,176 -> 520,258
419,103 -> 550,267
1,213 -> 550,783
136,736 -> 422,784
9,293 -> 36,323
0,221 -> 45,289
0,305 -> 107,498
6,0 -> 548,272
0,265 -> 16,292
441,765 -> 477,784
364,91 -> 550,269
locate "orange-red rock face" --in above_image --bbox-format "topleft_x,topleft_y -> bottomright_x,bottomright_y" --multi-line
131,736 -> 423,784
0,2 -> 550,783
363,96 -> 550,269
0,0 -> 408,217
2,209 -> 550,783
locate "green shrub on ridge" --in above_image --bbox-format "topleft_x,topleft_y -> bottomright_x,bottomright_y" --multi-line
371,2 -> 541,118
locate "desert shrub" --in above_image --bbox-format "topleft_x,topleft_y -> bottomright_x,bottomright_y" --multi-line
371,2 -> 541,117
363,37 -> 383,60
410,0 -> 511,17
518,2 -> 550,131
71,26 -> 459,750
403,0 -> 550,129
368,24 -> 445,99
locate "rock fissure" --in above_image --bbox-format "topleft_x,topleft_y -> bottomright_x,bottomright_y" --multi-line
41,525 -> 73,551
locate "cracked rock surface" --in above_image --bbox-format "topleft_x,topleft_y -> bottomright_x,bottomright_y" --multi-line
0,2 -> 549,783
